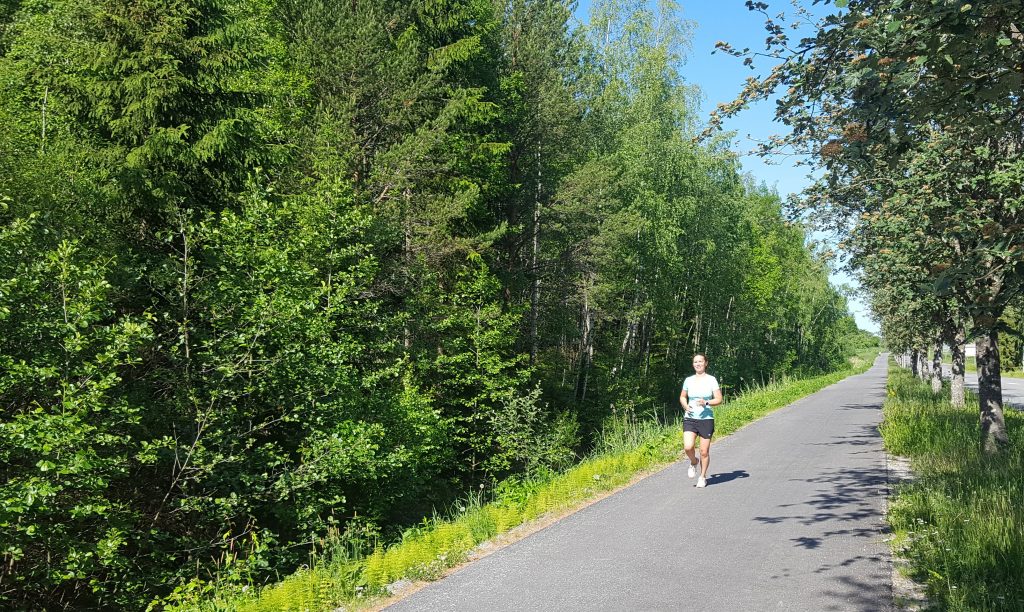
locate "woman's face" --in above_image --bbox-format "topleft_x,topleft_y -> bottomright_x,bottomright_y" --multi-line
693,355 -> 706,374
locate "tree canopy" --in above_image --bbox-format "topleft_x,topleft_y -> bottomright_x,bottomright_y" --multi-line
711,0 -> 1024,453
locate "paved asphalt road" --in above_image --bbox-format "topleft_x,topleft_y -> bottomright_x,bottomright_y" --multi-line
940,365 -> 1024,410
388,355 -> 893,611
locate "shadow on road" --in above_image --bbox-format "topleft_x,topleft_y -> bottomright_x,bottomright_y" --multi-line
834,402 -> 883,411
791,536 -> 822,549
706,469 -> 749,485
758,461 -> 892,610
807,423 -> 882,447
822,572 -> 892,611
754,463 -> 888,525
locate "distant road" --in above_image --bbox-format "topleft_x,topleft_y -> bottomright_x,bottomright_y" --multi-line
940,366 -> 1024,411
388,355 -> 893,611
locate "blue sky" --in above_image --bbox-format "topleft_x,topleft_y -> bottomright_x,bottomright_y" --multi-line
571,1 -> 879,333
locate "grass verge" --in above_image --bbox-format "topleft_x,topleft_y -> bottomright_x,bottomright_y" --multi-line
881,366 -> 1024,611
181,350 -> 879,612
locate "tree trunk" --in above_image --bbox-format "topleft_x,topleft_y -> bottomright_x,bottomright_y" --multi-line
950,328 -> 966,408
910,349 -> 920,378
930,338 -> 943,394
976,329 -> 1009,455
529,146 -> 541,365
403,189 -> 413,351
617,319 -> 633,375
576,278 -> 595,404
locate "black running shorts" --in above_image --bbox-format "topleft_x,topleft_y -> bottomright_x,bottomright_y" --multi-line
683,417 -> 715,439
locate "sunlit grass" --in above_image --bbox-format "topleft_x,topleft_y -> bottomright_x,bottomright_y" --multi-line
180,350 -> 879,612
882,366 -> 1024,611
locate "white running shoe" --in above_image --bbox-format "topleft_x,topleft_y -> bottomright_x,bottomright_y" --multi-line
687,461 -> 698,478
696,476 -> 707,488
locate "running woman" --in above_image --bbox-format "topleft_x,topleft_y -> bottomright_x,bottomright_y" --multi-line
679,354 -> 723,488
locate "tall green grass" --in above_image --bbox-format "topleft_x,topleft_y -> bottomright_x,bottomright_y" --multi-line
882,366 -> 1024,611
179,350 -> 879,612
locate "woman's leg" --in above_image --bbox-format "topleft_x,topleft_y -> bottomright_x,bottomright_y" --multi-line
698,435 -> 712,478
683,430 -> 699,466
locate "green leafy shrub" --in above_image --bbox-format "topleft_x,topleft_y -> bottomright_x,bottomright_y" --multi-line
0,216 -> 152,609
